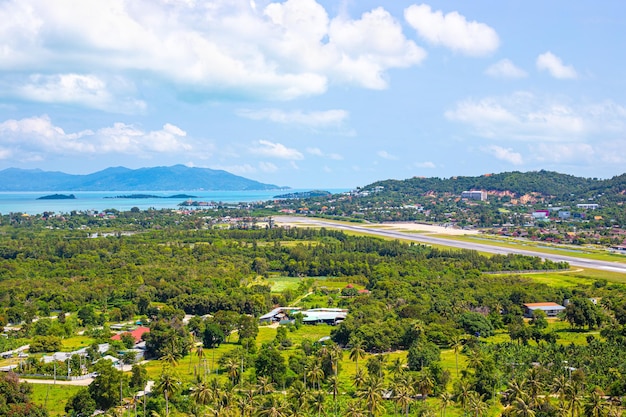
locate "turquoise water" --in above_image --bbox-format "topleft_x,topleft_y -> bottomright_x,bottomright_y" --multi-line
0,189 -> 346,215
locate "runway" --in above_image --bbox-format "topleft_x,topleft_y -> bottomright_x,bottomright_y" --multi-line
274,216 -> 626,274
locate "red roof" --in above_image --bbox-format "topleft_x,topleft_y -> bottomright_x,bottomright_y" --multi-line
523,302 -> 563,308
111,326 -> 150,344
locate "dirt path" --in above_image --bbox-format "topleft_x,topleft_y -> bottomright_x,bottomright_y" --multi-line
20,377 -> 93,386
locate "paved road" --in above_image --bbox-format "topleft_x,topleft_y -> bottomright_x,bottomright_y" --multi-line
274,217 -> 626,274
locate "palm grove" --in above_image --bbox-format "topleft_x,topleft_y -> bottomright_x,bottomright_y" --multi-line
0,210 -> 625,416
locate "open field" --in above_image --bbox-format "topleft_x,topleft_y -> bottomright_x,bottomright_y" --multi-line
30,384 -> 83,416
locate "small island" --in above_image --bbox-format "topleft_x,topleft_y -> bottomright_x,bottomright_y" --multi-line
37,194 -> 76,200
273,190 -> 331,199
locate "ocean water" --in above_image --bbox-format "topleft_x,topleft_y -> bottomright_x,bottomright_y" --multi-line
0,189 -> 346,215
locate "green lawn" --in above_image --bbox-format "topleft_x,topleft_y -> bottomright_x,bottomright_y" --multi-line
30,383 -> 83,417
61,335 -> 96,351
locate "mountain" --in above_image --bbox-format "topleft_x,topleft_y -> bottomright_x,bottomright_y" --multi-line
0,165 -> 282,191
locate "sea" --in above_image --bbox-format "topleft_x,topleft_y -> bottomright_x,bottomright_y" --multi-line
0,189 -> 348,215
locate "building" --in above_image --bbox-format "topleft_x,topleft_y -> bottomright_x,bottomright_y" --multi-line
461,190 -> 487,201
301,308 -> 347,325
259,307 -> 301,324
523,302 -> 565,318
576,204 -> 600,210
111,326 -> 150,345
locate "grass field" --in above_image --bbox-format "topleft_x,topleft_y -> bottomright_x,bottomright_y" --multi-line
30,384 -> 83,416
61,335 -> 96,351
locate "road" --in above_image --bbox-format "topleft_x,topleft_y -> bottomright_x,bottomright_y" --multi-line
274,216 -> 626,274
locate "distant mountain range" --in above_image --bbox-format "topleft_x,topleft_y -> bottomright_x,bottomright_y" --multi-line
0,165 -> 282,191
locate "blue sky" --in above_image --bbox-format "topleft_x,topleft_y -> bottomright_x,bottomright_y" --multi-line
1,0 -> 625,188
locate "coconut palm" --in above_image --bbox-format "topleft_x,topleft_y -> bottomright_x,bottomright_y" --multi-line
256,395 -> 288,417
287,380 -> 310,413
353,368 -> 366,390
350,340 -> 366,374
387,358 -> 406,379
155,371 -> 181,417
439,391 -> 454,417
190,379 -> 212,407
308,362 -> 325,391
328,375 -> 340,416
583,388 -> 606,417
225,357 -> 240,385
309,390 -> 327,417
526,367 -> 544,407
450,335 -> 465,378
454,379 -> 473,413
506,378 -> 527,407
357,376 -> 385,417
395,383 -> 414,417
344,400 -> 367,417
256,376 -> 275,396
467,391 -> 488,417
565,382 -> 583,417
512,396 -> 536,417
415,369 -> 435,400
552,375 -> 568,410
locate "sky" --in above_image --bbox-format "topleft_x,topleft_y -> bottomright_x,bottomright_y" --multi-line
0,0 -> 625,188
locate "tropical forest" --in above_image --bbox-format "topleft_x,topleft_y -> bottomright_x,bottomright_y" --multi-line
0,209 -> 625,417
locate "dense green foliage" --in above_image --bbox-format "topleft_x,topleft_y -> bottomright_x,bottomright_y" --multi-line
1,211 -> 625,417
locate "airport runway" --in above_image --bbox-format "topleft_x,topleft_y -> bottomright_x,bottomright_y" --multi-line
274,216 -> 626,274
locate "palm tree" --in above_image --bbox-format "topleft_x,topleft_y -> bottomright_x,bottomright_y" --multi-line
415,369 -> 435,401
350,340 -> 366,374
257,395 -> 288,417
552,375 -> 568,410
309,390 -> 327,417
506,378 -> 527,407
190,379 -> 212,407
454,379 -> 473,413
357,376 -> 385,417
467,391 -> 488,417
526,367 -> 544,407
155,371 -> 181,417
328,375 -> 340,416
583,388 -> 606,417
256,376 -> 275,396
387,358 -> 406,379
344,400 -> 367,417
450,335 -> 465,378
287,380 -> 309,413
439,391 -> 454,417
512,396 -> 536,417
565,382 -> 583,417
353,368 -> 366,390
395,383 -> 414,417
308,362 -> 324,391
225,357 -> 240,385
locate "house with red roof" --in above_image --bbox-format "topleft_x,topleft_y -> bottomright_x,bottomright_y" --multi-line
111,326 -> 150,345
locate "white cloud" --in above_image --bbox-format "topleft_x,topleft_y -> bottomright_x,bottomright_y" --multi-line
404,4 -> 499,56
447,93 -> 626,171
445,92 -> 605,141
9,73 -> 146,114
377,150 -> 398,160
483,145 -> 523,165
532,143 -> 593,164
252,140 -> 303,160
307,147 -> 344,160
414,161 -> 436,168
0,115 -> 192,161
536,52 -> 577,79
485,59 -> 527,79
258,161 -> 278,172
238,108 -> 348,127
0,0 -> 425,102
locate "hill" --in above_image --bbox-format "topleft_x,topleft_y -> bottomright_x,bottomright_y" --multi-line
363,170 -> 626,199
0,165 -> 282,191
